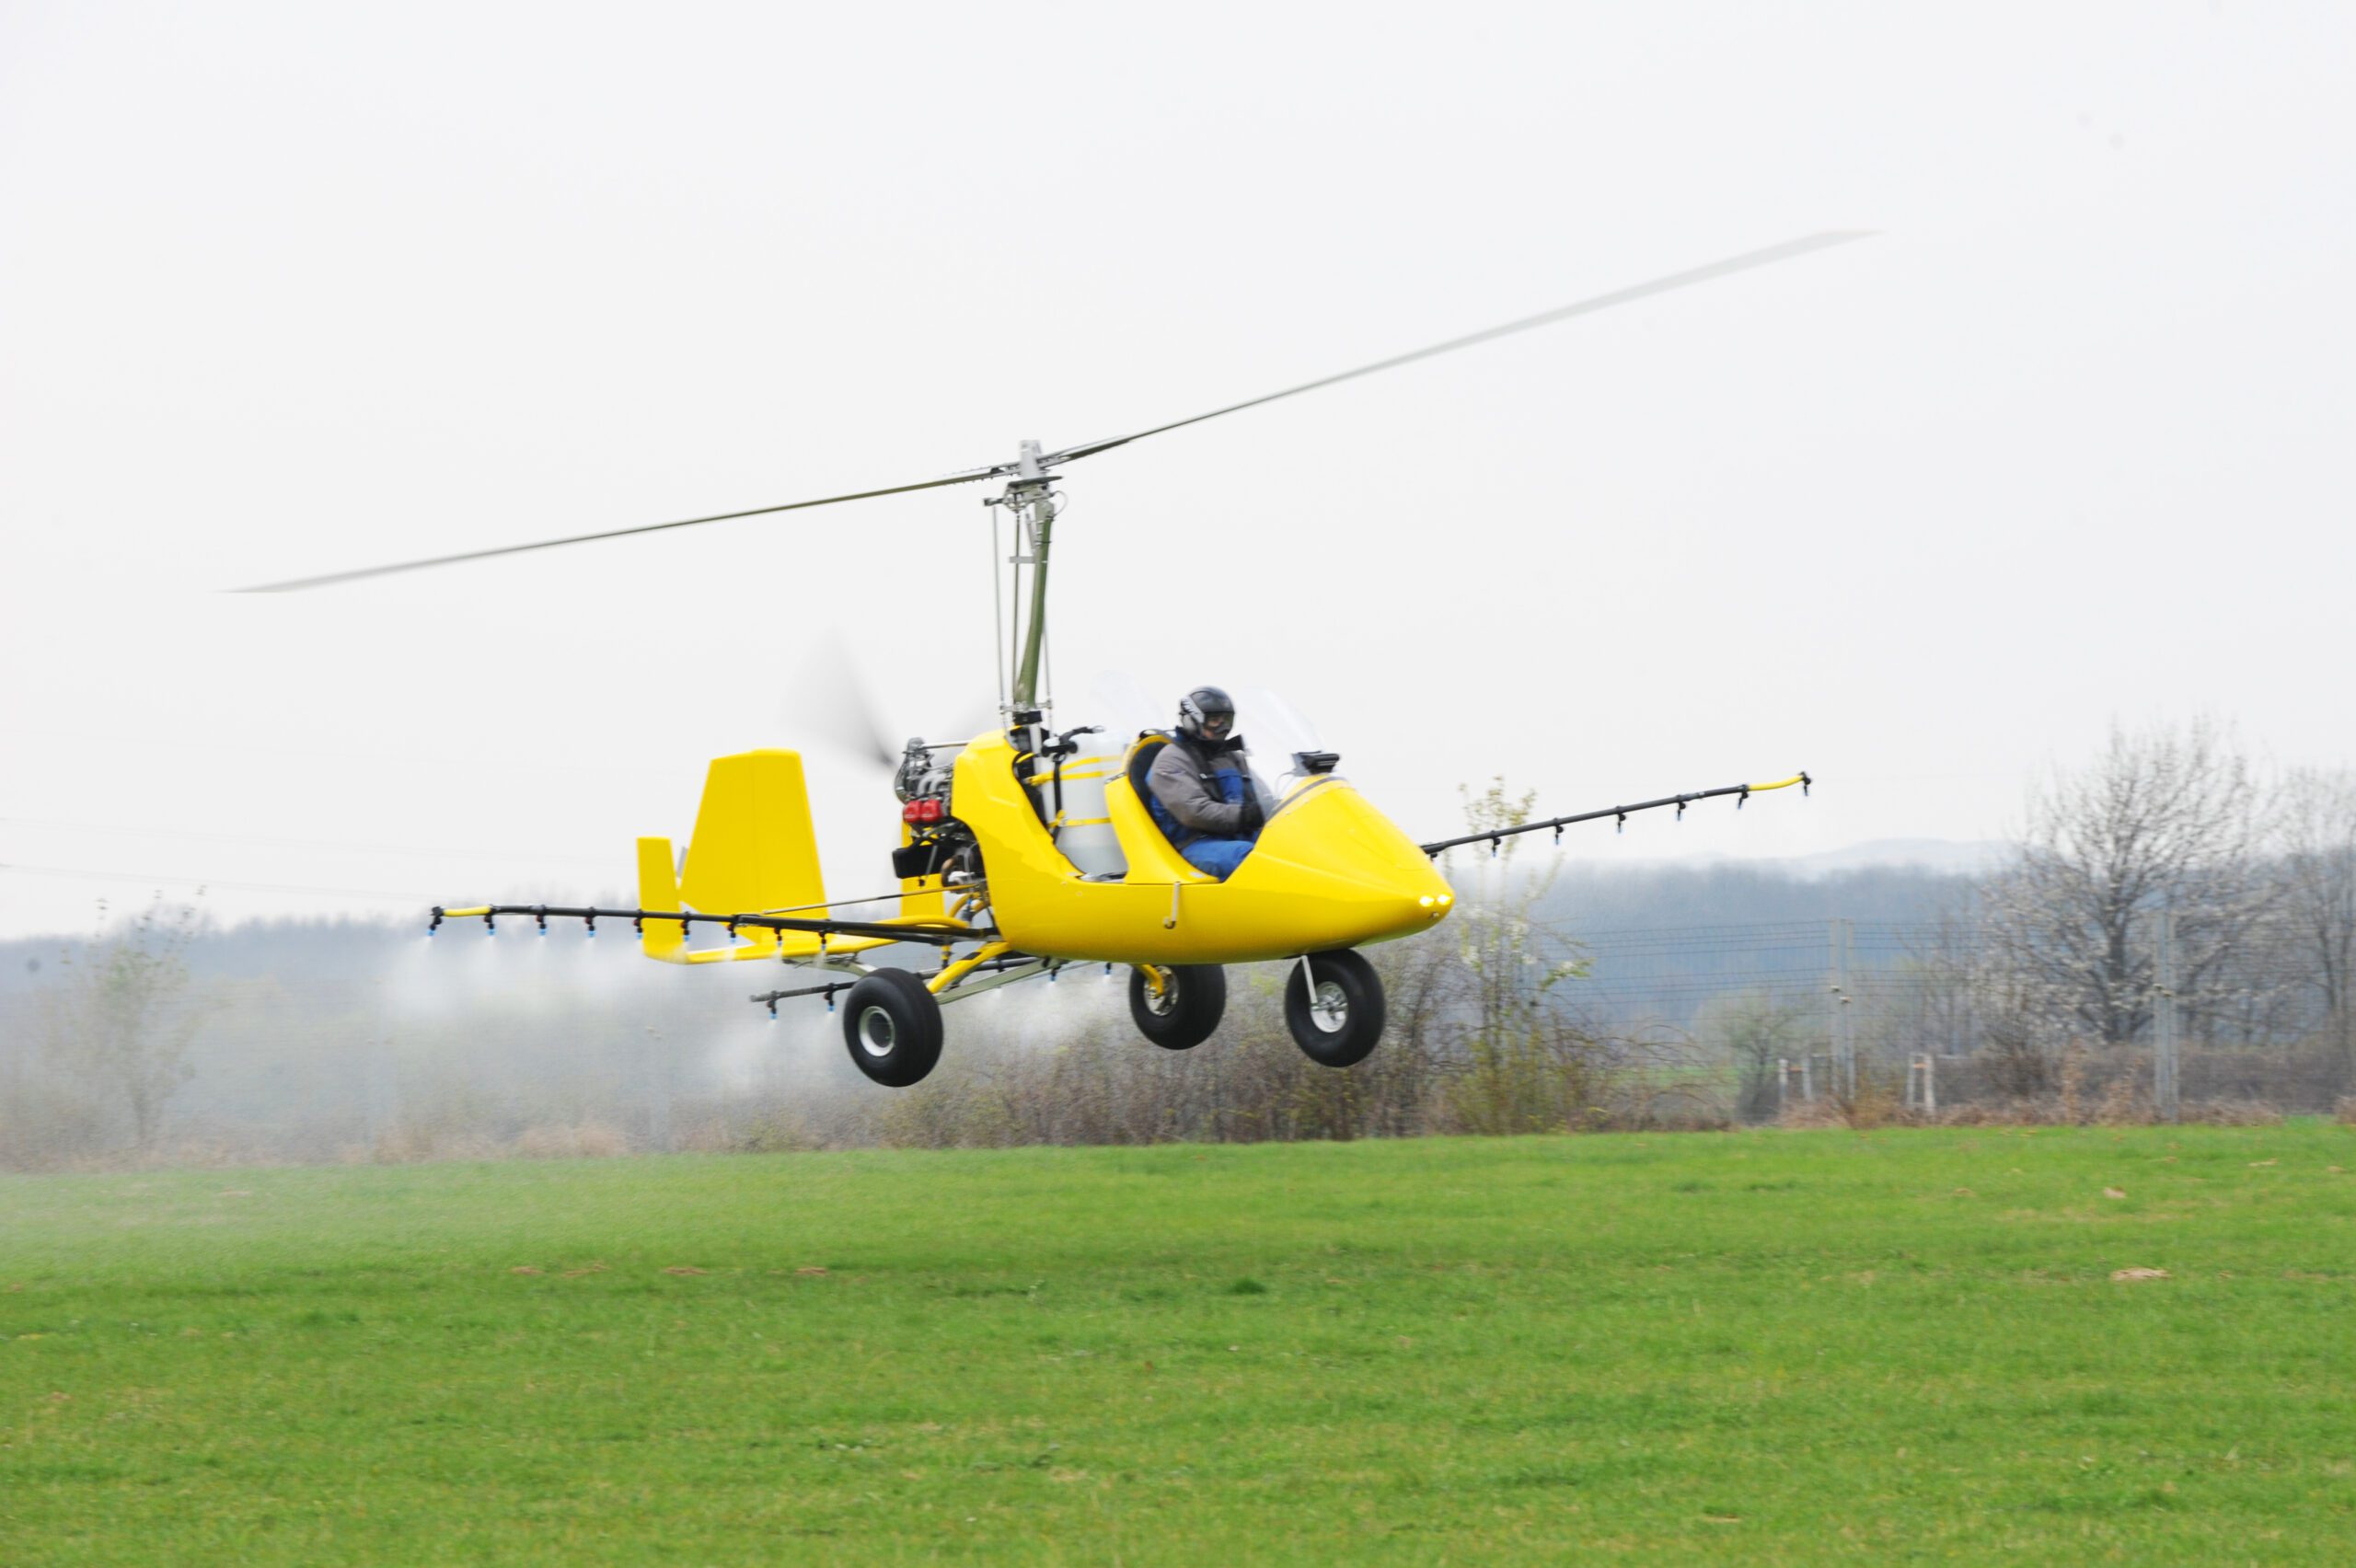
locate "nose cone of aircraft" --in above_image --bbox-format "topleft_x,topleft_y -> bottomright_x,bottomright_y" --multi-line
1230,779 -> 1457,948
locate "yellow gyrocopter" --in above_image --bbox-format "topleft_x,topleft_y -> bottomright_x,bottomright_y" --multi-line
242,234 -> 1856,1087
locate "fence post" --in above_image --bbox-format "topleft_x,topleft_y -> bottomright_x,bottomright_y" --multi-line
1800,1054 -> 1815,1102
1906,1053 -> 1935,1116
1776,1058 -> 1789,1113
1844,918 -> 1857,1097
2154,909 -> 2180,1124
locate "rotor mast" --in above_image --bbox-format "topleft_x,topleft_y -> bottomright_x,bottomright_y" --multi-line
999,439 -> 1057,716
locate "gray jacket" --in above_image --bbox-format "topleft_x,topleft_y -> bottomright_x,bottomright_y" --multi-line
1147,735 -> 1258,846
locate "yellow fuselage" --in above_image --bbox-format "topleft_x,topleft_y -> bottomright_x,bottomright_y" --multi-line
947,733 -> 1454,964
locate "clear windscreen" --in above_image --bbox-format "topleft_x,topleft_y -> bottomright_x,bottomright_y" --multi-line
1079,670 -> 1163,749
1230,686 -> 1335,798
1071,675 -> 1335,805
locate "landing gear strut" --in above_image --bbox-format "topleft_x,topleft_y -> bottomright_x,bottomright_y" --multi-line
1127,963 -> 1227,1050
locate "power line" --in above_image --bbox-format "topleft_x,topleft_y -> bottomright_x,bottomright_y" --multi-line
0,816 -> 614,869
2,860 -> 478,905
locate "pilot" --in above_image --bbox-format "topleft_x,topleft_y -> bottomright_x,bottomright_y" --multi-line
1146,686 -> 1265,879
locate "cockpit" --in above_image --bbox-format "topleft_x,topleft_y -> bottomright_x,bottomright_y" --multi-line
887,685 -> 1351,890
1026,686 -> 1339,882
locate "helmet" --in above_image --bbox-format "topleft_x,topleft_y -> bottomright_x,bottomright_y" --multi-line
1176,686 -> 1236,743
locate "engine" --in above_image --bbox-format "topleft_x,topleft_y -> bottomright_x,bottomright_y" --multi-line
892,736 -> 978,884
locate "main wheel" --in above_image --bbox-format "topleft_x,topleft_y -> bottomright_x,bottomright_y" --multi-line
1285,949 -> 1385,1067
1127,963 -> 1227,1050
840,969 -> 944,1088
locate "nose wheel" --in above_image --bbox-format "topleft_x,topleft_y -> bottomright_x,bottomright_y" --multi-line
1285,949 -> 1385,1067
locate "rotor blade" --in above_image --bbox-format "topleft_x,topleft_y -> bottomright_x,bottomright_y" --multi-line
232,462 -> 1011,593
1044,231 -> 1872,466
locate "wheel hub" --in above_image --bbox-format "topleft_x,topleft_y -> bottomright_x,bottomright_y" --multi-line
857,1007 -> 897,1057
1142,974 -> 1178,1016
1309,979 -> 1348,1032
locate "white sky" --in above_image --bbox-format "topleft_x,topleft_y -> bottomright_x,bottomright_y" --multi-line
4,2 -> 2350,939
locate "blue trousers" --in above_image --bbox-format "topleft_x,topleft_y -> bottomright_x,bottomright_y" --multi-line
1180,837 -> 1255,880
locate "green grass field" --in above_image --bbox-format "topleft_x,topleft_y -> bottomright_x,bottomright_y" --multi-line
6,1126 -> 2355,1564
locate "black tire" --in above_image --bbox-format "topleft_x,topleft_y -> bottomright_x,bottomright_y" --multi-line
840,968 -> 944,1088
1285,949 -> 1386,1068
1127,963 -> 1227,1050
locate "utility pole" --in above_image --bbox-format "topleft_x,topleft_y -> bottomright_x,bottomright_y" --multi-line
2154,909 -> 2180,1124
1829,917 -> 1855,1099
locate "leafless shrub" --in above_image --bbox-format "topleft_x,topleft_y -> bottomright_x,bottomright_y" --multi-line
2059,1047 -> 2088,1124
685,1109 -> 821,1154
1931,1101 -> 2027,1126
0,1073 -> 110,1172
515,1122 -> 629,1159
1928,1094 -> 2277,1128
1777,1097 -> 1851,1130
1828,1058 -> 1911,1129
2093,1073 -> 2148,1125
1611,1082 -> 1735,1132
367,1123 -> 503,1164
2177,1099 -> 2284,1126
147,1135 -> 284,1170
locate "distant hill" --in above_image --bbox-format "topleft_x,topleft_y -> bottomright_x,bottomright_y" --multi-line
1776,839 -> 2015,878
1559,838 -> 2015,883
1533,856 -> 1979,935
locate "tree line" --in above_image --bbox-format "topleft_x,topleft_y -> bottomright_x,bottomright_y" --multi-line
4,721 -> 2351,1168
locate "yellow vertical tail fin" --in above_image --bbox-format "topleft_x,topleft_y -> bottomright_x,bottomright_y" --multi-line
637,750 -> 828,964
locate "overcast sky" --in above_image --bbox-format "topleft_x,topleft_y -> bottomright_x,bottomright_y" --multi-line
4,2 -> 2350,940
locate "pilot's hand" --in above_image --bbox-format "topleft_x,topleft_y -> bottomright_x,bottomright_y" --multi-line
1239,794 -> 1265,836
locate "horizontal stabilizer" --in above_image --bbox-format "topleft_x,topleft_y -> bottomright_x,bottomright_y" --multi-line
637,836 -> 688,961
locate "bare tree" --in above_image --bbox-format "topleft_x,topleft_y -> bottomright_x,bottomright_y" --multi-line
43,899 -> 211,1155
1979,720 -> 2273,1056
1693,988 -> 1811,1120
2274,767 -> 2356,1062
1430,780 -> 1603,1134
1898,901 -> 1985,1059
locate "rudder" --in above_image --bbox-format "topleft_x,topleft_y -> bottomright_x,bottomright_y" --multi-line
679,750 -> 829,926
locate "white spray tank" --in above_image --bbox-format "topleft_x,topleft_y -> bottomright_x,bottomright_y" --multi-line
1045,726 -> 1129,879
